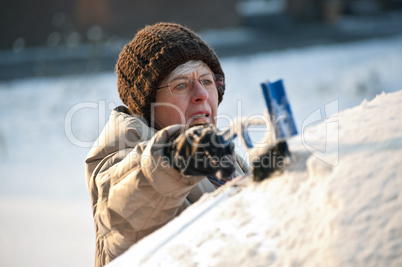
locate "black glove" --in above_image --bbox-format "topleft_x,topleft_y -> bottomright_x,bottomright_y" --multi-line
165,124 -> 236,178
252,141 -> 291,182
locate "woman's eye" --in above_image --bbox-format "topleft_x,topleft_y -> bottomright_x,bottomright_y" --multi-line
200,79 -> 213,85
174,82 -> 189,90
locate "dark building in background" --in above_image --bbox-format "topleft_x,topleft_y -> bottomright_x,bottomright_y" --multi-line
1,0 -> 401,50
74,0 -> 240,34
1,0 -> 71,49
1,0 -> 240,50
1,0 -> 401,80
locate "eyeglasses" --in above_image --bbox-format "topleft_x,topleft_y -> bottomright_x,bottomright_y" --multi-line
157,74 -> 224,96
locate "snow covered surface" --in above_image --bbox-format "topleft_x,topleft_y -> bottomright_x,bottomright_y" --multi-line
0,34 -> 401,266
107,90 -> 402,267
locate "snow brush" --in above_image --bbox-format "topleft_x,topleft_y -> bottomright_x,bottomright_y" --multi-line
220,79 -> 297,182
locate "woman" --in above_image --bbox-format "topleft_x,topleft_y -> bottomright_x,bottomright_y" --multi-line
85,22 -> 250,266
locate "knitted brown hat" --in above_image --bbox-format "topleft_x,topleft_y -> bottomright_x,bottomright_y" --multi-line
116,22 -> 225,124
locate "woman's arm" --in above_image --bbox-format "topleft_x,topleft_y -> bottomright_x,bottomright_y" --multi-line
86,122 -> 206,263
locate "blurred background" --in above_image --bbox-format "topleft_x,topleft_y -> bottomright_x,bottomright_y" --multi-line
1,0 -> 402,266
1,0 -> 402,80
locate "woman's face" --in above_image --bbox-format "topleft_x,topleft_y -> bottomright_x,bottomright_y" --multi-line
153,64 -> 219,129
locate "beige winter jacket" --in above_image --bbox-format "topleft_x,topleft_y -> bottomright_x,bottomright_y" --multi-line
85,107 -> 250,267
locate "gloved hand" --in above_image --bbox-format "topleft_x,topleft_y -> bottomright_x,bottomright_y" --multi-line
252,140 -> 291,182
165,124 -> 236,178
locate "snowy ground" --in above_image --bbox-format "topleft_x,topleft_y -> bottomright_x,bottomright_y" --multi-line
0,34 -> 401,266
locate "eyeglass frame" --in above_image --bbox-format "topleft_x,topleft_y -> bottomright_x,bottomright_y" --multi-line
156,73 -> 225,96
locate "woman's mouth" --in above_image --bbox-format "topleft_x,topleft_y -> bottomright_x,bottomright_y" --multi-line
189,112 -> 210,125
192,113 -> 209,119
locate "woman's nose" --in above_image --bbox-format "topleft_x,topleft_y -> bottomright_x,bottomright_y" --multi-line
190,80 -> 208,103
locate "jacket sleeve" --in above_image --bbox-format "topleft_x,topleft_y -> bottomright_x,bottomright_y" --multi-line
87,124 -> 206,263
